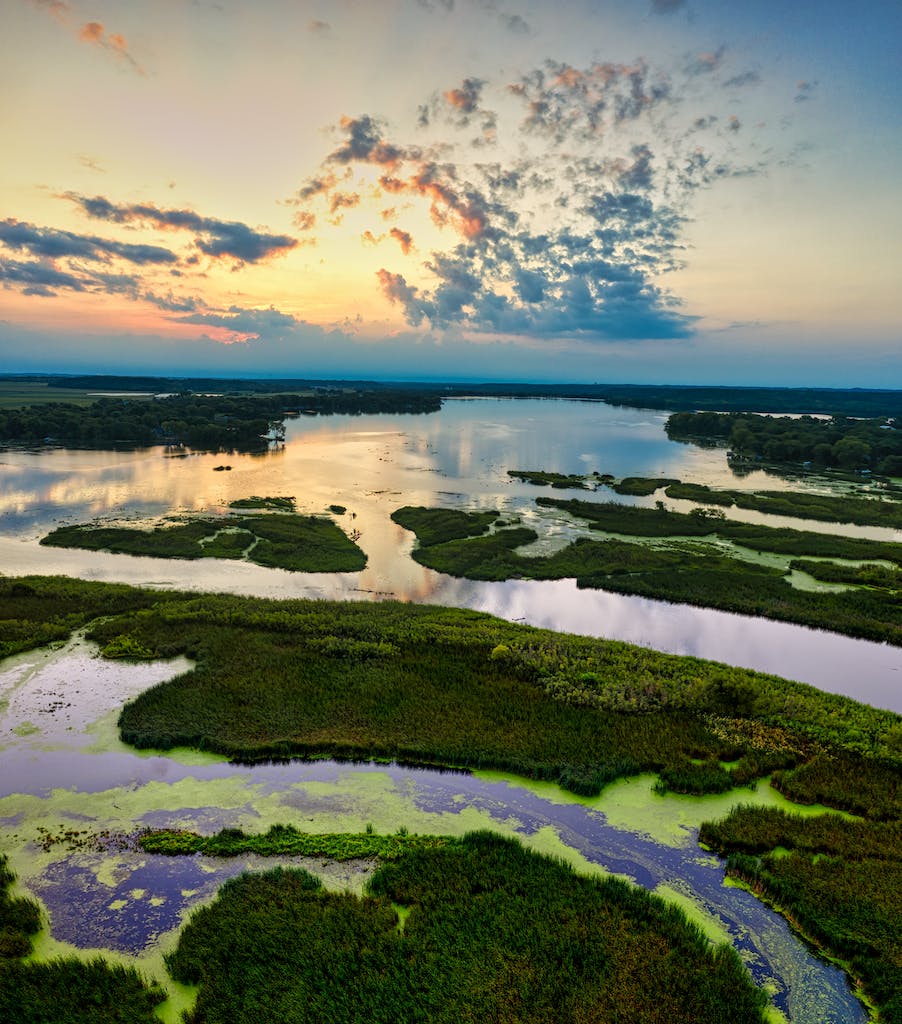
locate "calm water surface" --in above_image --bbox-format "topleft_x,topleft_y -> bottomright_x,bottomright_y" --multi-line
2,398 -> 900,711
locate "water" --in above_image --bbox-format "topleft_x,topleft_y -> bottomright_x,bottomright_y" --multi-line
1,398 -> 900,711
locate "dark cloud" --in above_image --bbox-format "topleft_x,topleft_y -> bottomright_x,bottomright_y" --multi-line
0,218 -> 178,266
651,0 -> 685,12
444,78 -> 485,115
290,51 -> 777,345
307,19 -> 331,35
0,258 -> 86,295
327,115 -> 406,167
65,194 -> 297,263
724,70 -> 761,89
795,80 -> 817,103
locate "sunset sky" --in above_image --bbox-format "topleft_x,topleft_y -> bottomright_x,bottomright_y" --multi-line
1,0 -> 900,385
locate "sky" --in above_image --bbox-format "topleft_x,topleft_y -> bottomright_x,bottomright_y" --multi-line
1,0 -> 900,386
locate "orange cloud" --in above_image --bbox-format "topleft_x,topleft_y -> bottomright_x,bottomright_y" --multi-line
390,227 -> 413,254
78,21 -> 145,75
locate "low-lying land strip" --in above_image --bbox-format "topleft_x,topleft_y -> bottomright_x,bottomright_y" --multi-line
2,576 -> 900,1017
40,505 -> 366,573
510,468 -> 902,528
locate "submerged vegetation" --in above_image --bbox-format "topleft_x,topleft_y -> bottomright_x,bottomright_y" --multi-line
3,575 -> 902,1018
393,501 -> 902,646
0,854 -> 164,1023
166,833 -> 769,1024
40,507 -> 366,573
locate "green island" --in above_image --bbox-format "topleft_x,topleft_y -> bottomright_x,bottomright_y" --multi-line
666,411 -> 902,476
227,494 -> 296,511
392,501 -> 902,646
512,469 -> 902,528
138,823 -> 448,860
2,576 -> 902,1019
39,507 -> 366,573
664,481 -> 902,529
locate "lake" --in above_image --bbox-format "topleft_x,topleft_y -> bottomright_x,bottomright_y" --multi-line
2,397 -> 900,711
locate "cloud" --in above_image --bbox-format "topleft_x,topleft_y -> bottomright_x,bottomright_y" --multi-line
307,19 -> 331,35
289,52 -> 780,344
444,78 -> 485,115
327,115 -> 406,167
78,21 -> 145,75
724,70 -> 761,89
26,0 -> 69,22
795,80 -> 817,103
390,228 -> 413,254
651,0 -> 685,12
687,46 -> 726,77
0,218 -> 178,266
0,258 -> 86,295
500,13 -> 529,34
65,194 -> 297,263
510,59 -> 671,141
174,305 -> 300,342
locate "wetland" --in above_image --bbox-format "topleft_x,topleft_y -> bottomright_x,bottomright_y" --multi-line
2,395 -> 902,1021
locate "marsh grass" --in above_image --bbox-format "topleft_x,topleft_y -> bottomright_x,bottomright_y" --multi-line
165,833 -> 770,1024
701,807 -> 902,1022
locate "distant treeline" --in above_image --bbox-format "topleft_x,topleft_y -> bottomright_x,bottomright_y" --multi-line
6,374 -> 902,417
667,411 -> 902,474
0,389 -> 440,450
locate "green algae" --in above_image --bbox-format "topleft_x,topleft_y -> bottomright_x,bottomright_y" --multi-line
472,770 -> 853,848
653,880 -> 732,946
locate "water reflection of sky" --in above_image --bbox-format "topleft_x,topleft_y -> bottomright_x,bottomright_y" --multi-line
1,397 -> 901,711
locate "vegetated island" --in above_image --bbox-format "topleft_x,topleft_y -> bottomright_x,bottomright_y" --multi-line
511,469 -> 902,529
392,501 -> 902,646
40,505 -> 365,573
666,410 -> 902,476
2,575 -> 900,1019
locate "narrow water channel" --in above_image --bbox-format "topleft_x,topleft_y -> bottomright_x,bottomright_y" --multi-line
0,642 -> 870,1023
